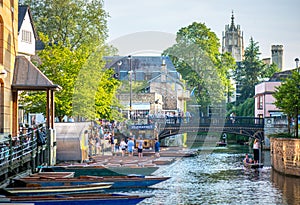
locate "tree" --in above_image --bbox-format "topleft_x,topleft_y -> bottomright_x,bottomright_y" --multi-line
163,22 -> 235,115
274,71 -> 300,137
19,1 -> 121,121
21,0 -> 108,51
234,37 -> 266,104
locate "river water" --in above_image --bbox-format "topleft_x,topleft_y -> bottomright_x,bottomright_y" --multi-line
126,145 -> 300,205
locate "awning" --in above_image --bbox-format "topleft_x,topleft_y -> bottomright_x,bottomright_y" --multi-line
12,56 -> 61,91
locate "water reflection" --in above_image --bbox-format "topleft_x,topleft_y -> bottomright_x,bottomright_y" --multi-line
271,169 -> 300,205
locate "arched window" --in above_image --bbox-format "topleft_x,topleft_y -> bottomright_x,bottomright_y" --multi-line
0,16 -> 3,65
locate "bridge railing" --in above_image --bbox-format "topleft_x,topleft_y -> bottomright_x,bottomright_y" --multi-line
148,116 -> 264,128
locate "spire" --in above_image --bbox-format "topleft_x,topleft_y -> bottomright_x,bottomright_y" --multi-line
230,10 -> 235,30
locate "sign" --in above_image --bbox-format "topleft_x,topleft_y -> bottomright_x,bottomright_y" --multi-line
130,124 -> 154,130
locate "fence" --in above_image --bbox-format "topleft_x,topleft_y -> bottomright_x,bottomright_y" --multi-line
0,126 -> 49,185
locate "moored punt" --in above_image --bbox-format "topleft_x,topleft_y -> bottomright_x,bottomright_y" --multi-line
1,182 -> 113,196
244,162 -> 264,169
41,165 -> 159,177
216,142 -> 227,147
29,172 -> 75,178
0,193 -> 153,205
13,175 -> 171,189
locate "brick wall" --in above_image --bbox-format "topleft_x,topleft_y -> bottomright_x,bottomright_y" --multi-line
270,138 -> 300,177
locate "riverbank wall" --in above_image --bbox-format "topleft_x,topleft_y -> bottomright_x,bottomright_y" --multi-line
270,138 -> 300,177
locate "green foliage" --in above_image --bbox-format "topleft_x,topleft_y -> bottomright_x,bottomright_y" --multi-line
262,63 -> 281,79
19,0 -> 122,121
274,70 -> 300,132
235,98 -> 254,117
163,22 -> 235,114
268,132 -> 294,138
23,0 -> 108,50
234,38 -> 266,104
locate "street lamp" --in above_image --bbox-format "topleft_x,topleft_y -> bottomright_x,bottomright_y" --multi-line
128,55 -> 133,119
117,61 -> 122,79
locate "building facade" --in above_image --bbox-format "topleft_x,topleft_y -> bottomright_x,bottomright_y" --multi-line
254,70 -> 293,118
106,56 -> 190,119
0,0 -> 19,135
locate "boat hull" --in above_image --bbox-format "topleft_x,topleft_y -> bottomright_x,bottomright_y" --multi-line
0,193 -> 152,205
244,163 -> 264,169
1,183 -> 112,196
15,176 -> 171,189
42,166 -> 159,177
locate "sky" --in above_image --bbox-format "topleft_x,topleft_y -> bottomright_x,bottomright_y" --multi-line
103,0 -> 300,70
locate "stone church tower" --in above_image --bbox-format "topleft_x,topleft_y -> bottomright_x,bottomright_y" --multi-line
271,45 -> 283,70
222,12 -> 244,62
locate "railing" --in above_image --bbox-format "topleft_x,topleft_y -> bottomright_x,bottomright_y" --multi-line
0,126 -> 48,180
147,116 -> 264,128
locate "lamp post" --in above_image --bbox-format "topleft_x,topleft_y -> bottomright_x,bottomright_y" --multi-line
117,61 -> 122,79
128,55 -> 133,119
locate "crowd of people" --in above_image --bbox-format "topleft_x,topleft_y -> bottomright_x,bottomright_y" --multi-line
84,120 -> 160,159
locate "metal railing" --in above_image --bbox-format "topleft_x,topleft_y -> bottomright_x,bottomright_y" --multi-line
0,126 -> 48,178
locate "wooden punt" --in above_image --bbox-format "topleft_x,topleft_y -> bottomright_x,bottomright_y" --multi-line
29,172 -> 75,178
41,165 -> 159,177
1,182 -> 113,196
13,175 -> 171,189
244,162 -> 264,169
0,193 -> 153,205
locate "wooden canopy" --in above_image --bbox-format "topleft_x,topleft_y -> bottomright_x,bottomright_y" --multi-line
12,56 -> 61,136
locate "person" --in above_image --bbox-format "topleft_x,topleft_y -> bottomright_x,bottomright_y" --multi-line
154,138 -> 160,158
127,137 -> 135,157
185,111 -> 191,123
119,138 -> 127,157
136,137 -> 144,158
230,112 -> 236,124
243,153 -> 253,164
253,138 -> 260,163
110,134 -> 115,154
95,134 -> 101,155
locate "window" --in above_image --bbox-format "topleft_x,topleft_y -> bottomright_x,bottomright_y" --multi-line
21,30 -> 32,43
258,95 -> 263,110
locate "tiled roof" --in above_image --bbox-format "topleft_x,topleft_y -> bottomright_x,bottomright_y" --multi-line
105,56 -> 176,71
268,70 -> 293,82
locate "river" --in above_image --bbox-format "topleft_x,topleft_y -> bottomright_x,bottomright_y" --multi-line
125,145 -> 300,205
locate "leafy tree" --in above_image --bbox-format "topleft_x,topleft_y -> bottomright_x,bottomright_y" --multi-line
274,71 -> 300,136
19,1 -> 121,121
163,22 -> 235,115
262,63 -> 280,79
21,0 -> 108,51
234,37 -> 265,104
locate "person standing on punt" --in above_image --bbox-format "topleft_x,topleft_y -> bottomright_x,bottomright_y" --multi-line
253,139 -> 260,164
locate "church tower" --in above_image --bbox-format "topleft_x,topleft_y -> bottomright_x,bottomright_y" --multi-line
222,12 -> 244,62
271,45 -> 283,70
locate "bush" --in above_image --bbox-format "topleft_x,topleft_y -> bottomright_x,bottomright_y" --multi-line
268,133 -> 294,138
